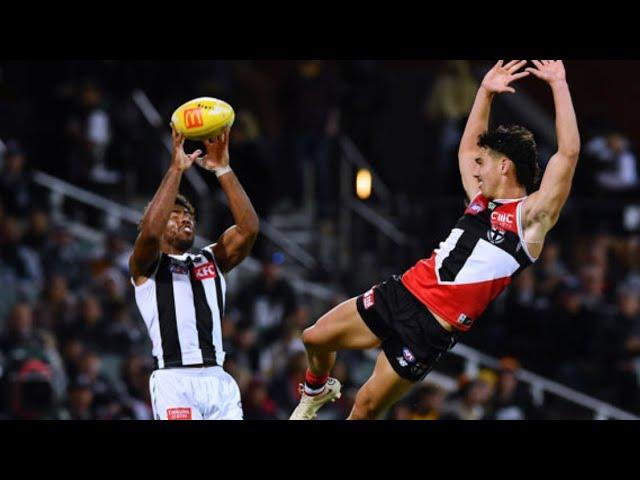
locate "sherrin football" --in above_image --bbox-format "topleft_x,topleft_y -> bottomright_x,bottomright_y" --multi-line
171,97 -> 235,141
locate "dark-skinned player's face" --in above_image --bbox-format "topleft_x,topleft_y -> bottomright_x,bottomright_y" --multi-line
164,205 -> 195,251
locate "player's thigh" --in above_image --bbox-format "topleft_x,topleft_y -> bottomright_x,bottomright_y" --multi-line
203,371 -> 244,421
149,370 -> 203,420
349,351 -> 414,420
303,297 -> 381,351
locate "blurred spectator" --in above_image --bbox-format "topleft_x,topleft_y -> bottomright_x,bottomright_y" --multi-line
585,130 -> 639,196
42,222 -> 87,289
66,377 -> 95,420
0,140 -> 33,216
268,351 -> 307,417
408,383 -> 448,420
228,110 -> 273,217
66,80 -> 119,185
235,251 -> 298,349
35,275 -> 77,333
424,60 -> 478,194
485,358 -> 540,420
1,303 -> 48,358
441,376 -> 493,420
71,350 -> 123,418
534,239 -> 570,298
22,208 -> 50,257
6,358 -> 67,420
600,282 -> 640,410
102,303 -> 146,355
243,376 -> 279,420
61,294 -> 105,349
120,354 -> 153,420
551,278 -> 601,391
258,320 -> 305,380
90,230 -> 131,279
0,216 -> 44,302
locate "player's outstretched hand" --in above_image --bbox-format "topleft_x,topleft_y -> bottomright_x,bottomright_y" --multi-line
197,127 -> 231,171
170,123 -> 202,172
481,60 -> 530,94
526,60 -> 566,86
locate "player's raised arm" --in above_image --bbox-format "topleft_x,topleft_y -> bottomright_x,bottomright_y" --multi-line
458,60 -> 530,201
129,127 -> 202,283
198,128 -> 260,273
523,61 -> 580,231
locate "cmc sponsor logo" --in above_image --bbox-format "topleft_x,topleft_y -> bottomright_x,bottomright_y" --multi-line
167,407 -> 192,420
491,211 -> 515,230
183,107 -> 204,129
193,262 -> 217,281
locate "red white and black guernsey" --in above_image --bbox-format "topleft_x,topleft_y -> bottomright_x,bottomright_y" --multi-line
402,192 -> 538,332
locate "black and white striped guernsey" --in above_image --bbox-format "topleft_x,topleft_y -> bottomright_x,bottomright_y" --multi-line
131,246 -> 226,369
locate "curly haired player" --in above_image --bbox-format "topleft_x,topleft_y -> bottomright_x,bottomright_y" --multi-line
290,60 -> 580,420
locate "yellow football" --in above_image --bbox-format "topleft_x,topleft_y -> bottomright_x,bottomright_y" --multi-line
171,97 -> 235,141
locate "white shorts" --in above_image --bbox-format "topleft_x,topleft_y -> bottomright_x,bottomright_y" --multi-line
149,366 -> 243,420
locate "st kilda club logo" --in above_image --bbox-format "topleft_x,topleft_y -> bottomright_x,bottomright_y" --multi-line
487,227 -> 506,245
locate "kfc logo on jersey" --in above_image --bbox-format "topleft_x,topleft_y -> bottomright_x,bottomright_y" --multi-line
363,288 -> 375,309
193,262 -> 217,281
167,407 -> 192,420
491,211 -> 515,231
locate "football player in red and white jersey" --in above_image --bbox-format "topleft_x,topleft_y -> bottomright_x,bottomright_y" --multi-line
290,60 -> 580,420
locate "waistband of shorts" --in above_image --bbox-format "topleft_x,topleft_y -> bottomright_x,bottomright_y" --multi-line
154,365 -> 224,376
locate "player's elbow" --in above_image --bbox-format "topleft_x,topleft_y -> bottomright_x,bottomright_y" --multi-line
247,216 -> 260,238
560,143 -> 580,162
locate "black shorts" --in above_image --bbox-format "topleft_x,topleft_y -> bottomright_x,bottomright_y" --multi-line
356,275 -> 462,382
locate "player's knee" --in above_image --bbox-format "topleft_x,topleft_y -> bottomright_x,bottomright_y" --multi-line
302,325 -> 327,350
351,389 -> 379,420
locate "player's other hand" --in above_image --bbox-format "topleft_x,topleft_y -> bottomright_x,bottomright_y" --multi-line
526,60 -> 566,86
170,123 -> 202,172
481,60 -> 530,94
197,127 -> 231,171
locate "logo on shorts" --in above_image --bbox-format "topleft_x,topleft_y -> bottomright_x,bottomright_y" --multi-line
167,407 -> 192,420
397,357 -> 408,367
363,288 -> 375,310
410,362 -> 429,378
457,314 -> 474,327
193,262 -> 217,281
402,347 -> 415,363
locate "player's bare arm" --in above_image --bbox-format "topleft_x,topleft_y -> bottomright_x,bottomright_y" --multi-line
522,61 -> 580,253
198,127 -> 260,273
458,60 -> 530,201
129,127 -> 202,286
